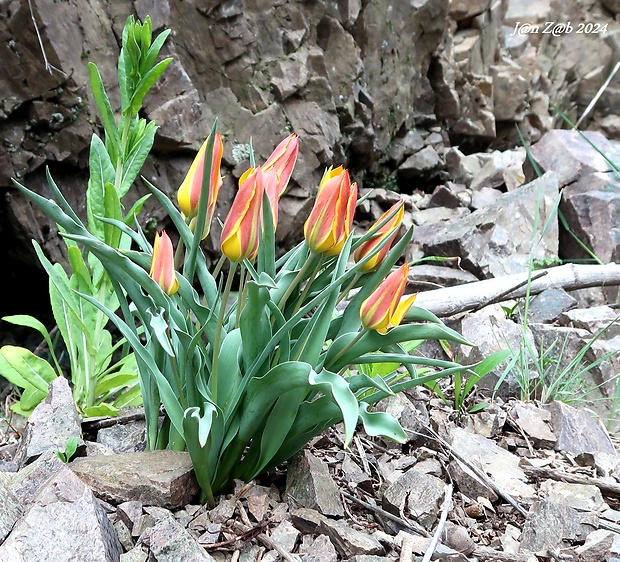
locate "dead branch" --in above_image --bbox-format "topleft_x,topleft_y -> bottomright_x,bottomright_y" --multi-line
421,483 -> 453,562
521,465 -> 620,498
411,263 -> 620,318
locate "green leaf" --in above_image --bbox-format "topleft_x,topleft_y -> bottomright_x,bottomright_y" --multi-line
141,29 -> 171,76
87,62 -> 120,162
119,121 -> 156,197
82,403 -> 121,417
309,369 -> 359,446
0,346 -> 57,393
147,307 -> 174,356
239,279 -> 272,373
129,58 -> 173,115
87,134 -> 116,240
358,402 -> 406,442
215,329 -> 242,411
103,182 -> 123,248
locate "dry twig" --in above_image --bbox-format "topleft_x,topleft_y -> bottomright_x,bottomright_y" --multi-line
421,483 -> 453,562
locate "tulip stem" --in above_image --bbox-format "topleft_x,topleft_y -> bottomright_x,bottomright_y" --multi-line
277,254 -> 318,311
236,265 -> 248,328
337,273 -> 361,304
326,330 -> 366,371
292,255 -> 325,316
174,236 -> 185,271
212,255 -> 227,282
211,261 -> 237,402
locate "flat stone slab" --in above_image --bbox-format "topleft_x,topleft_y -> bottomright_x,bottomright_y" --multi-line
71,450 -> 199,509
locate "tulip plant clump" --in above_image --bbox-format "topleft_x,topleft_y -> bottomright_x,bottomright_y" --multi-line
14,124 -> 471,504
12,20 -> 473,504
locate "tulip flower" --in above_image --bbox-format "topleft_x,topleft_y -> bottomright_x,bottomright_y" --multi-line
304,166 -> 357,256
354,201 -> 405,272
262,133 -> 299,226
221,167 -> 264,262
149,231 -> 179,296
177,132 -> 224,239
360,263 -> 416,333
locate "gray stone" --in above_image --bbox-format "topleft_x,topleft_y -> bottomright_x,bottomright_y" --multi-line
120,547 -> 149,562
444,148 -> 484,187
299,534 -> 338,562
318,519 -> 384,559
540,481 -> 607,512
96,421 -> 146,454
560,306 -> 620,338
290,508 -> 327,535
428,185 -> 462,209
141,516 -> 215,562
15,377 -> 83,467
449,427 -> 535,500
71,450 -> 199,509
388,131 -> 425,163
449,0 -> 490,21
0,466 -> 122,562
9,449 -> 66,508
382,468 -> 446,529
520,500 -> 597,552
286,450 -> 345,517
510,402 -> 556,449
602,0 -> 620,14
413,172 -> 559,278
0,475 -> 21,543
411,206 -> 471,226
117,500 -> 144,534
504,0 -> 551,26
470,149 -> 525,191
528,288 -> 578,324
546,401 -> 617,457
470,186 -> 502,210
492,66 -> 529,121
560,172 -> 620,275
270,520 -> 300,553
399,146 -> 442,178
528,130 -> 620,187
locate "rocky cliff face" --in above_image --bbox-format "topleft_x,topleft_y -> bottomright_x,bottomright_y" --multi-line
0,0 -> 618,314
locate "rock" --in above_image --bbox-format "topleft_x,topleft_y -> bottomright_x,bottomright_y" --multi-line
298,534 -> 338,562
441,522 -> 475,555
388,131 -> 425,163
318,519 -> 384,559
510,402 -> 556,448
470,149 -> 525,191
546,401 -> 617,457
96,421 -> 146,454
413,172 -> 559,278
286,450 -> 345,517
449,0 -> 490,21
540,481 -> 607,512
398,146 -> 442,178
520,500 -> 597,552
375,393 -> 430,446
560,172 -> 620,270
381,468 -> 446,529
290,508 -> 327,535
71,450 -> 199,509
428,185 -> 462,209
449,427 -> 535,500
470,186 -> 502,210
0,466 -> 122,562
117,500 -> 144,534
140,515 -> 215,561
411,206 -> 470,226
577,530 -> 620,559
406,264 -> 479,291
492,65 -> 529,121
559,306 -> 620,338
14,376 -> 84,467
527,130 -> 620,186
0,475 -> 21,542
121,547 -> 149,562
527,288 -> 577,324
444,148 -> 484,187
455,305 -> 536,397
602,0 -> 620,14
270,520 -> 300,553
504,0 -> 551,27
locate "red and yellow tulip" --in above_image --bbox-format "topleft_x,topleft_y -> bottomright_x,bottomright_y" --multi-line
354,201 -> 405,272
262,133 -> 299,225
177,132 -> 224,239
220,167 -> 264,262
360,263 -> 416,333
149,231 -> 179,296
304,166 -> 357,256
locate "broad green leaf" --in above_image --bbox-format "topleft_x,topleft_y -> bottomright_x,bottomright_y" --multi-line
216,329 -> 242,411
147,307 -> 174,356
358,402 -> 406,442
103,182 -> 123,248
95,372 -> 139,397
141,28 -> 171,76
0,346 -> 57,392
239,280 -> 271,372
82,403 -> 121,418
87,134 -> 116,240
309,369 -> 358,446
12,384 -> 47,416
129,58 -> 173,115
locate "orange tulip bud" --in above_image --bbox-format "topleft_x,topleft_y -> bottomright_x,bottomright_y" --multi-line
354,201 -> 405,272
220,167 -> 264,262
360,263 -> 416,333
149,231 -> 179,296
177,132 -> 224,239
304,166 -> 357,256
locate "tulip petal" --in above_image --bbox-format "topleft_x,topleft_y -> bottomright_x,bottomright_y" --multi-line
149,231 -> 179,296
